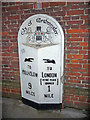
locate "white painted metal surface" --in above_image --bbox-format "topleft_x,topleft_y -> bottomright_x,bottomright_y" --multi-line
18,14 -> 64,104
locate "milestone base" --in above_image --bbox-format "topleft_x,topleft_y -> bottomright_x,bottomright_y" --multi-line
22,97 -> 62,111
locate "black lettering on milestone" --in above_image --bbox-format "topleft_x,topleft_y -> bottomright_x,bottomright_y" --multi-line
36,18 -> 58,34
43,59 -> 56,64
24,58 -> 34,62
28,20 -> 32,26
28,83 -> 32,89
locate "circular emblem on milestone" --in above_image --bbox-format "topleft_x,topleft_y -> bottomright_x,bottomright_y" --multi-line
18,14 -> 63,47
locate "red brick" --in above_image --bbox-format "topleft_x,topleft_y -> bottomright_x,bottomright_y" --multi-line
71,42 -> 78,46
67,54 -> 83,59
5,21 -> 10,24
65,50 -> 75,54
68,80 -> 81,84
86,97 -> 90,102
2,7 -> 6,12
67,20 -> 83,25
71,60 -> 78,63
11,88 -> 20,94
13,43 -> 18,46
79,42 -> 88,46
85,84 -> 90,88
79,50 -> 87,54
79,96 -> 87,102
59,21 -> 65,26
70,25 -> 79,29
79,69 -> 87,72
67,29 -> 83,33
72,16 -> 79,20
10,53 -> 18,57
2,32 -> 8,36
62,6 -> 70,11
13,36 -> 17,38
65,96 -> 70,101
2,3 -> 9,6
80,25 -> 87,29
70,76 -> 77,79
71,34 -> 79,37
85,9 -> 90,14
16,2 -> 22,4
51,11 -> 65,16
67,46 -> 82,50
78,77 -> 85,80
50,2 -> 65,6
10,46 -> 17,50
74,102 -> 89,108
10,39 -> 17,42
83,55 -> 88,59
8,49 -> 14,53
68,72 -> 81,76
21,14 -> 32,20
65,83 -> 70,88
81,15 -> 88,19
2,53 -> 10,57
84,38 -> 89,42
11,61 -> 19,65
67,38 -> 82,41
2,60 -> 10,65
70,5 -> 79,9
8,24 -> 19,28
85,20 -> 90,24
82,73 -> 88,77
79,60 -> 87,63
79,4 -> 89,9
3,12 -> 10,17
67,2 -> 80,5
2,88 -> 6,92
83,64 -> 90,69
84,29 -> 90,33
67,54 -> 72,59
5,88 -> 11,92
13,57 -> 19,61
55,17 -> 62,21
75,69 -> 87,72
53,7 -> 62,11
42,2 -> 49,8
2,49 -> 8,52
20,4 -> 33,9
9,2 -> 16,6
8,32 -> 17,36
67,64 -> 81,68
0,32 -> 2,36
67,10 -> 84,15
83,47 -> 88,50
6,6 -> 18,11
8,15 -> 19,20
80,33 -> 89,37
63,16 -> 70,20
2,46 -> 9,50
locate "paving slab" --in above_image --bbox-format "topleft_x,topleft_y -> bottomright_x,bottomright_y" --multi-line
1,97 -> 89,119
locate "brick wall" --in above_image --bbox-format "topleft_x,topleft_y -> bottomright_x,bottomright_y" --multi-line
2,2 -> 90,110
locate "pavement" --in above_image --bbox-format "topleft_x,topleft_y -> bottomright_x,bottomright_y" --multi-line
0,97 -> 89,119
